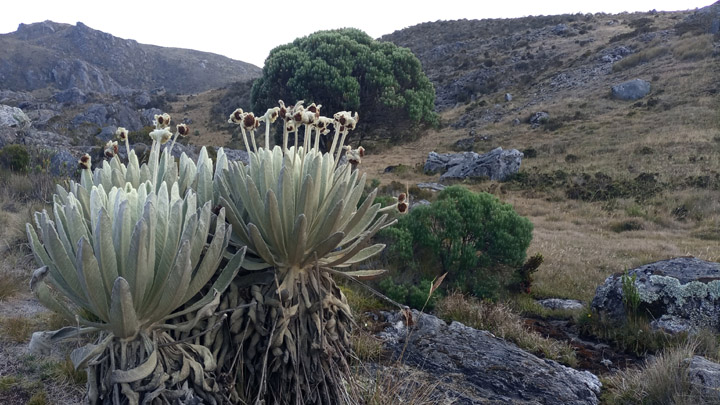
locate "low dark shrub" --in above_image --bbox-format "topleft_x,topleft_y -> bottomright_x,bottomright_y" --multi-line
0,144 -> 30,172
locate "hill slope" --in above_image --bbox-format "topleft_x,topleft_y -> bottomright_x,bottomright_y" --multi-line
0,20 -> 261,94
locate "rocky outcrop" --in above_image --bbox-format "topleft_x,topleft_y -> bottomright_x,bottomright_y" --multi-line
538,298 -> 584,310
378,310 -> 601,404
529,111 -> 550,128
424,147 -> 523,181
0,105 -> 31,129
71,103 -> 143,132
591,257 -> 720,333
0,21 -> 261,95
686,356 -> 720,397
611,79 -> 651,101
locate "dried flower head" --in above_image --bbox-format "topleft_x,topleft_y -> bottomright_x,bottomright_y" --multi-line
265,107 -> 281,123
357,146 -> 365,158
397,201 -> 409,214
278,100 -> 288,121
228,108 -> 244,124
242,112 -> 259,131
316,117 -> 334,135
301,110 -> 318,125
177,123 -> 189,137
104,140 -> 118,158
398,192 -> 406,203
154,113 -> 171,128
333,111 -> 359,130
307,103 -> 322,117
150,128 -> 173,144
78,153 -> 91,170
115,127 -> 128,141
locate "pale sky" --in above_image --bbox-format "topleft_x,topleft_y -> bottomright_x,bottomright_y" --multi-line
0,0 -> 713,67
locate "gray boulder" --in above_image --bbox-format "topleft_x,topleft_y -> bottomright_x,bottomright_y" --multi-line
453,137 -> 475,151
529,111 -> 549,128
416,182 -> 446,192
53,87 -> 88,105
71,103 -> 143,132
0,105 -> 31,129
379,310 -> 601,404
611,79 -> 651,101
218,147 -> 249,165
424,147 -> 523,181
49,149 -> 79,176
686,356 -> 720,398
538,298 -> 584,311
591,257 -> 720,332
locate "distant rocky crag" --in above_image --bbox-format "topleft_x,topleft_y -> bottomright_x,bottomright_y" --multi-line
0,21 -> 261,95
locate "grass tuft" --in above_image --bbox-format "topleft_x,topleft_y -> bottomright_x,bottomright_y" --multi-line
436,291 -> 577,366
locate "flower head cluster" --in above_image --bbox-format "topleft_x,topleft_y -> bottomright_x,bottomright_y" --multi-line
153,113 -> 171,128
104,140 -> 119,158
78,153 -> 91,170
228,100 -> 363,168
115,127 -> 128,142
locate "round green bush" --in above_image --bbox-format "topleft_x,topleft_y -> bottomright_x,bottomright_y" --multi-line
380,185 -> 533,299
251,28 -> 438,131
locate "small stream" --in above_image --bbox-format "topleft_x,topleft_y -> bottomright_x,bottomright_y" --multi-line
525,317 -> 644,375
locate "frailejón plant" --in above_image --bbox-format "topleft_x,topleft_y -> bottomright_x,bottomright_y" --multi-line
209,101 -> 402,404
27,115 -> 246,404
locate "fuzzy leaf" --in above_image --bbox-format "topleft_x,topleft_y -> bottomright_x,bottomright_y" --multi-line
108,277 -> 139,339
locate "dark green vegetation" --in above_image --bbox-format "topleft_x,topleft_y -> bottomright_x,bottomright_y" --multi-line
377,185 -> 533,302
251,28 -> 438,135
0,144 -> 30,172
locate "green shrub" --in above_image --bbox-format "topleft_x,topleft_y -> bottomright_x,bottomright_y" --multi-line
251,28 -> 438,131
381,186 -> 533,299
0,144 -> 30,172
377,277 -> 441,310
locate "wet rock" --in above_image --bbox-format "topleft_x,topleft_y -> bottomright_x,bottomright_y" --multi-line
538,298 -> 584,310
611,79 -> 651,101
591,257 -> 720,331
378,310 -> 601,404
424,147 -> 523,181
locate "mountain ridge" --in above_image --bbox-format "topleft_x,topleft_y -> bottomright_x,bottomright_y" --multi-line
0,20 -> 261,95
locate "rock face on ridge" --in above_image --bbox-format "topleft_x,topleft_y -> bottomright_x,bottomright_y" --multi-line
0,21 -> 261,94
592,257 -> 720,333
379,310 -> 601,404
424,147 -> 523,181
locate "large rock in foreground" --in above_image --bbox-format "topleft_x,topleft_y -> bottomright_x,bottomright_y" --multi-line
424,147 -> 523,181
592,257 -> 720,333
378,310 -> 601,404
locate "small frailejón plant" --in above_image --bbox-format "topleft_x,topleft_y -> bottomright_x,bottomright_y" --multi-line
26,115 -> 246,404
213,101 -> 402,404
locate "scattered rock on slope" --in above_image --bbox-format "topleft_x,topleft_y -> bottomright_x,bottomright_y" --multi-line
424,147 -> 523,181
611,79 -> 651,100
591,257 -> 720,333
378,310 -> 601,404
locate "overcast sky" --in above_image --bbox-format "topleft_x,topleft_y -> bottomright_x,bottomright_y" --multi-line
0,0 -> 713,67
